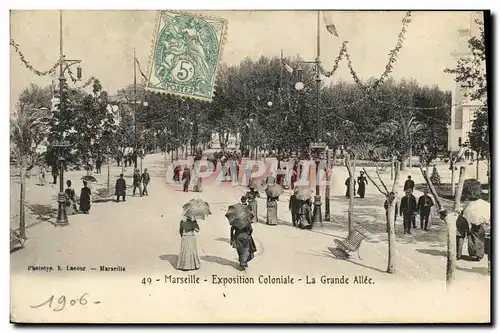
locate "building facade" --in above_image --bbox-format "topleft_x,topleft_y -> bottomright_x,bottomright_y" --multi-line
447,13 -> 484,153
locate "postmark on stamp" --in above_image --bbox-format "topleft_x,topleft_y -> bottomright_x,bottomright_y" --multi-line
145,11 -> 227,102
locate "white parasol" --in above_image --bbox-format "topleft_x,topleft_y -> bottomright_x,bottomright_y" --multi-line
462,199 -> 490,225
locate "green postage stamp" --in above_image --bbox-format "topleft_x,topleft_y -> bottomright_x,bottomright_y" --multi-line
145,11 -> 227,102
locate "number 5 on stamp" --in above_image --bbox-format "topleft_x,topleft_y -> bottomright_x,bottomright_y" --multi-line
145,10 -> 227,102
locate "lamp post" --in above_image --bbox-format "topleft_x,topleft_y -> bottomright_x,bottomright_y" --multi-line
138,101 -> 148,175
289,11 -> 324,224
55,10 -> 82,227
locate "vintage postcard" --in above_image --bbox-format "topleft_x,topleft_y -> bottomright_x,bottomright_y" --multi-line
9,10 -> 490,323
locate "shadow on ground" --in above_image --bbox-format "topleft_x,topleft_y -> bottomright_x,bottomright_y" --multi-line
416,248 -> 446,257
200,255 -> 240,270
457,265 -> 490,276
159,254 -> 178,268
25,203 -> 57,222
215,237 -> 230,244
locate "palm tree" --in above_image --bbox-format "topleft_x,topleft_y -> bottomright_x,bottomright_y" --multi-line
374,115 -> 425,171
10,105 -> 50,238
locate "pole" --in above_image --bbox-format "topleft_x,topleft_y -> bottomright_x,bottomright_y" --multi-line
255,112 -> 259,160
280,49 -> 283,92
107,152 -> 110,195
324,148 -> 331,221
56,10 -> 68,226
133,48 -> 138,170
312,10 -> 323,224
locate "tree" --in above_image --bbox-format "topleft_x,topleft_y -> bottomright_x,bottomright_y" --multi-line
17,83 -> 52,111
374,111 -> 425,170
363,161 -> 400,274
344,152 -> 356,234
10,100 -> 51,238
420,164 -> 467,288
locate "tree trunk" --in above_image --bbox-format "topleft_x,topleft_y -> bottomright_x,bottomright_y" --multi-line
408,147 -> 412,169
451,162 -> 456,197
324,167 -> 331,221
420,164 -> 460,288
454,166 -> 466,210
475,155 -> 479,180
446,166 -> 466,288
443,211 -> 458,288
164,145 -> 168,167
218,132 -> 225,152
107,155 -> 110,196
390,156 -> 394,180
401,158 -> 407,171
19,169 -> 26,239
346,158 -> 356,235
387,197 -> 396,274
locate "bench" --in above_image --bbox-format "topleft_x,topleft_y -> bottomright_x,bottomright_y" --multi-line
10,229 -> 25,252
334,229 -> 367,259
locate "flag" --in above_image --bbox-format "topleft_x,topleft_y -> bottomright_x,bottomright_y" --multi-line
281,58 -> 294,74
135,58 -> 148,81
323,11 -> 339,37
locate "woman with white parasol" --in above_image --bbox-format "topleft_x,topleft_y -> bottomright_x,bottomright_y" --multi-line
176,199 -> 211,271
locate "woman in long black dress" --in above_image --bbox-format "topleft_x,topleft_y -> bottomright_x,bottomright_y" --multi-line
79,180 -> 91,214
468,223 -> 486,261
345,177 -> 356,198
230,223 -> 257,271
357,171 -> 368,198
296,198 -> 312,229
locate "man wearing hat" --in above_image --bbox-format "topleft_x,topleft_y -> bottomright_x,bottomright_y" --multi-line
141,168 -> 150,196
404,175 -> 415,192
115,173 -> 127,202
417,188 -> 434,230
400,189 -> 417,234
132,168 -> 142,196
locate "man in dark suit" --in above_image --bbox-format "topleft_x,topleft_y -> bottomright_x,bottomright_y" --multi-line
417,188 -> 434,230
115,173 -> 126,202
403,175 -> 415,192
182,165 -> 191,192
400,189 -> 417,234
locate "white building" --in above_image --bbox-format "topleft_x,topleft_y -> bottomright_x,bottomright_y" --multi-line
447,12 -> 485,153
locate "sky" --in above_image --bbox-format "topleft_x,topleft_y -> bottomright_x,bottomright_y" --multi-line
9,10 -> 482,109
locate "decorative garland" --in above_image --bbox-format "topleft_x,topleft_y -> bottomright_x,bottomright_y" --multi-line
344,11 -> 413,93
320,40 -> 348,78
10,38 -> 59,76
76,76 -> 97,89
11,38 -> 96,90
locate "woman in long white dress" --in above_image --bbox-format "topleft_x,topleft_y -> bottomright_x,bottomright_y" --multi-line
177,216 -> 201,271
